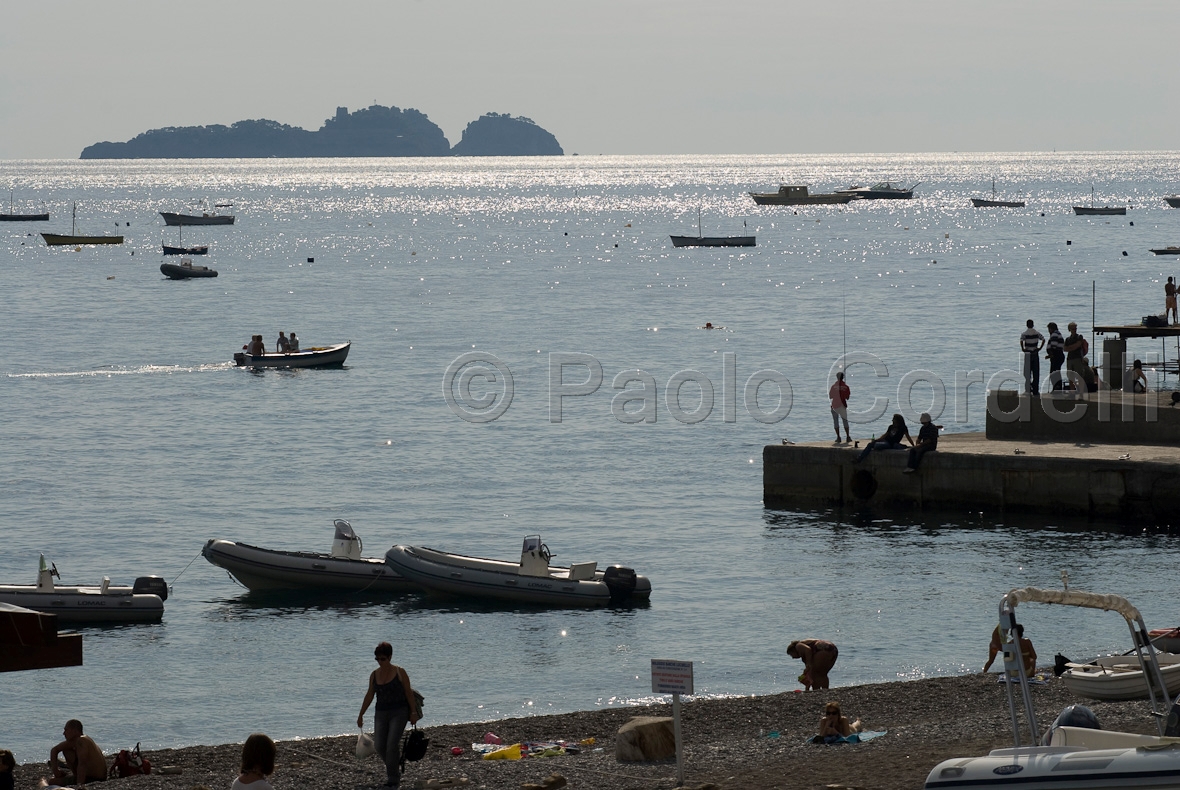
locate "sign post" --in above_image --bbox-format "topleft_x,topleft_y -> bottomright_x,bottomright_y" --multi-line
651,659 -> 693,786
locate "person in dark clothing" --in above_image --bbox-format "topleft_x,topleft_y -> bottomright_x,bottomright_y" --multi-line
1020,319 -> 1046,396
358,642 -> 422,788
1046,322 -> 1065,391
903,413 -> 941,473
853,413 -> 913,463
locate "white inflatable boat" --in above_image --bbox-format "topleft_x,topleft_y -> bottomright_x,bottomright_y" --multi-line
383,535 -> 651,608
203,519 -> 414,593
1062,652 -> 1180,700
926,587 -> 1180,790
0,555 -> 166,623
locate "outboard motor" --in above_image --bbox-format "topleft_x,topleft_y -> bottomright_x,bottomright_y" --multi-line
602,565 -> 638,603
1042,704 -> 1100,744
331,519 -> 363,560
133,576 -> 169,602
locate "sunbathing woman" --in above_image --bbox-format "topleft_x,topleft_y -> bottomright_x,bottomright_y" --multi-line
817,701 -> 862,742
853,414 -> 913,464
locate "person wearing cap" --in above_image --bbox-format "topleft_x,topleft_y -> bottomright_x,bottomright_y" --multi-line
1019,319 -> 1045,396
902,413 -> 941,474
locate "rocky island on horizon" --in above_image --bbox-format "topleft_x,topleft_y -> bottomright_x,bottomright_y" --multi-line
79,105 -> 563,159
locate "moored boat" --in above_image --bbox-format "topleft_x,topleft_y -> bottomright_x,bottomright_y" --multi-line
160,211 -> 234,226
670,208 -> 755,247
748,184 -> 853,206
1061,652 -> 1180,700
0,555 -> 166,623
0,189 -> 49,221
836,181 -> 919,200
926,587 -> 1180,790
1150,247 -> 1180,256
384,535 -> 652,608
233,341 -> 350,368
41,202 -> 123,245
161,259 -> 218,279
1074,186 -> 1127,215
162,244 -> 209,256
1165,197 -> 1180,208
971,179 -> 1025,208
202,520 -> 414,593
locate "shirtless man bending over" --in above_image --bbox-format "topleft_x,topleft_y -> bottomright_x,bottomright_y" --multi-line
49,719 -> 107,787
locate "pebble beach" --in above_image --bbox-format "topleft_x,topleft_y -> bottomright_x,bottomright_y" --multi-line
9,673 -> 1162,790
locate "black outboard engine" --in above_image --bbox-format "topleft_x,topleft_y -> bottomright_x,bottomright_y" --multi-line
602,565 -> 638,603
1042,704 -> 1100,745
133,576 -> 169,602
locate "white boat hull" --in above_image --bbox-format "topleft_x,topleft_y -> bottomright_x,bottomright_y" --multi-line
0,585 -> 163,623
384,544 -> 651,608
202,539 -> 414,593
1063,654 -> 1180,701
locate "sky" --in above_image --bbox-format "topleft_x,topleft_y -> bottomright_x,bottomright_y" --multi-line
2,0 -> 1178,159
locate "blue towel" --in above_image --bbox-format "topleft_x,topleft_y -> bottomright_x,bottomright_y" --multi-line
809,730 -> 887,745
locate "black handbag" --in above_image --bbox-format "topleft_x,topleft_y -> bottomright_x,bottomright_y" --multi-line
400,724 -> 429,768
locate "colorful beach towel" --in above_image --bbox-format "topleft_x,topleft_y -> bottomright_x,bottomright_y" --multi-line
996,674 -> 1049,685
808,730 -> 887,745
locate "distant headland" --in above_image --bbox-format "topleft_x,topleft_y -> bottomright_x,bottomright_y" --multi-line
79,105 -> 563,159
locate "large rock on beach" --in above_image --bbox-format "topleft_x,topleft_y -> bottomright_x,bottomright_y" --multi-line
615,715 -> 676,762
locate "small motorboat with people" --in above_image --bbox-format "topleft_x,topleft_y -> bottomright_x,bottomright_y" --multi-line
925,586 -> 1180,790
161,258 -> 218,279
202,519 -> 415,593
748,184 -> 853,206
233,341 -> 350,368
0,555 -> 167,623
835,181 -> 919,200
384,535 -> 652,608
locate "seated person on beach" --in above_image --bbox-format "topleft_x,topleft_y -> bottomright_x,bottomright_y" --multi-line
288,332 -> 299,352
903,412 -> 941,474
232,733 -> 276,790
1,749 -> 15,790
853,414 -> 913,464
817,701 -> 863,742
787,639 -> 839,690
1128,359 -> 1148,393
48,719 -> 107,787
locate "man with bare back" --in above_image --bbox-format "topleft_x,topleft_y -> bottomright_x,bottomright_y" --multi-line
49,719 -> 107,787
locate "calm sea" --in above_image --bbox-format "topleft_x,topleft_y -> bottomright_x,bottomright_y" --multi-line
2,153 -> 1180,762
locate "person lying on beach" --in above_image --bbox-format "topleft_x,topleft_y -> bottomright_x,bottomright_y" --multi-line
48,719 -> 107,788
233,733 -> 276,790
787,639 -> 839,690
853,414 -> 913,464
817,701 -> 863,742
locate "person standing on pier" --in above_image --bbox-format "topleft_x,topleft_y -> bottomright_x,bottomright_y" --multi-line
1019,320 -> 1045,396
1064,323 -> 1089,393
1046,322 -> 1065,391
1166,277 -> 1177,325
829,371 -> 852,444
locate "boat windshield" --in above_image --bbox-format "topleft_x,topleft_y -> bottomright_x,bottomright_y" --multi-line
870,182 -> 895,190
333,519 -> 357,540
521,535 -> 542,553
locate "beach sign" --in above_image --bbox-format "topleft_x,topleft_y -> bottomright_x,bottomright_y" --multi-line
652,659 -> 692,784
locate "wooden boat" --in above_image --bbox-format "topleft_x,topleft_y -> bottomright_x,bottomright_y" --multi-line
233,341 -> 350,368
0,555 -> 166,624
926,587 -> 1180,790
1062,653 -> 1180,700
0,189 -> 48,221
160,210 -> 234,226
835,181 -> 919,200
1165,197 -> 1180,208
1074,185 -> 1127,215
1150,247 -> 1180,256
670,208 -> 755,247
202,520 -> 414,593
748,184 -> 853,206
971,179 -> 1025,208
41,202 -> 123,245
162,224 -> 208,255
384,535 -> 652,608
161,259 -> 218,279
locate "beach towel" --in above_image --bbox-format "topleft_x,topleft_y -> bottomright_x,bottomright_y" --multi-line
996,674 -> 1049,685
808,730 -> 887,745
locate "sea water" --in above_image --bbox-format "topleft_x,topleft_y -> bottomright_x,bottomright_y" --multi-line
2,153 -> 1180,761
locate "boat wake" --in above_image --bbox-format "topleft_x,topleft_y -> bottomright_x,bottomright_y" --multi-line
7,362 -> 236,379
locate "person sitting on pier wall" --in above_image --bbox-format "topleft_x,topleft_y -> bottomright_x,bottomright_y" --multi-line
902,413 -> 941,474
1128,359 -> 1148,393
853,414 -> 912,464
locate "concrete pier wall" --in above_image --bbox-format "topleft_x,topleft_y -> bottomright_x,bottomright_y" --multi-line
985,391 -> 1180,446
764,433 -> 1180,522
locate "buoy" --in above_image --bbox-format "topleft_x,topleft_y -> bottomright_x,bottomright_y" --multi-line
1066,240 -> 1072,245
106,275 -> 115,280
1040,212 -> 1045,217
1130,221 -> 1134,226
307,257 -> 314,263
1122,251 -> 1128,256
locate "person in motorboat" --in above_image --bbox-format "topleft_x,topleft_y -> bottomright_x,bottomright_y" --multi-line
816,701 -> 863,743
276,332 -> 290,353
48,719 -> 107,788
288,332 -> 299,352
358,642 -> 422,788
243,335 -> 266,357
233,732 -> 276,790
788,639 -> 839,690
852,414 -> 913,464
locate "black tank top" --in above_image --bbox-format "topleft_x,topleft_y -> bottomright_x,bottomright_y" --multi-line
374,669 -> 408,711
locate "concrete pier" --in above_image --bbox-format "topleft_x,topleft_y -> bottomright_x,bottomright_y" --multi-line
986,391 -> 1180,446
763,433 -> 1180,522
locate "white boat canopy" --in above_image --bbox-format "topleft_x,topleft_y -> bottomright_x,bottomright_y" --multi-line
1004,587 -> 1142,623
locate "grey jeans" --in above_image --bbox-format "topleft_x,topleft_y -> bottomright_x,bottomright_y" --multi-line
374,707 -> 410,786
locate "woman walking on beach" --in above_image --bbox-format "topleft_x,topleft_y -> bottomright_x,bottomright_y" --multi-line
358,642 -> 421,788
788,639 -> 839,690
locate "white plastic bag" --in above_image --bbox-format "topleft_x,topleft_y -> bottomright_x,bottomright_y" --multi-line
356,730 -> 376,759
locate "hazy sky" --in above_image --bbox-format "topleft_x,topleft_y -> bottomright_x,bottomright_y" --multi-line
3,0 -> 1178,159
